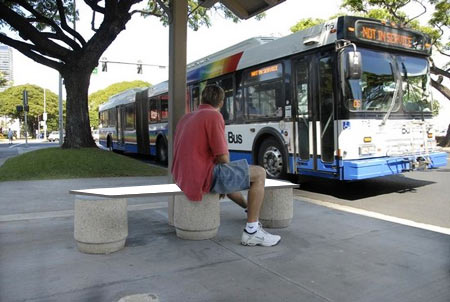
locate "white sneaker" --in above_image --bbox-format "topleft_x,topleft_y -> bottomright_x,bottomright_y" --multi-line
241,224 -> 281,247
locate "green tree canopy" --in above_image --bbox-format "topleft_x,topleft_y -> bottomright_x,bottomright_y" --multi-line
290,18 -> 326,33
0,71 -> 8,87
89,80 -> 150,128
0,1 -> 246,148
0,84 -> 60,135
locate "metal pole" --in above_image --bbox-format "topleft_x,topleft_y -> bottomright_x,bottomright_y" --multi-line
58,73 -> 63,145
44,88 -> 47,140
24,109 -> 28,145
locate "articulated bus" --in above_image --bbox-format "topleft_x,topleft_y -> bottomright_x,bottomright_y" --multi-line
99,16 -> 447,180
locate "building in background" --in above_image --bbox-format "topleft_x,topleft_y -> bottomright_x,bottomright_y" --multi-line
0,44 -> 13,92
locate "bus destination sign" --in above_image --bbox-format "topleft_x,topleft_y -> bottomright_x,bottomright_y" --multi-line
355,21 -> 428,52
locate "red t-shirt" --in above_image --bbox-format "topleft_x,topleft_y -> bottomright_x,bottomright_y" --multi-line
172,104 -> 228,201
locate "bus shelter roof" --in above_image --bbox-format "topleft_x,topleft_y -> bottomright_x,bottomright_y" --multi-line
199,0 -> 286,19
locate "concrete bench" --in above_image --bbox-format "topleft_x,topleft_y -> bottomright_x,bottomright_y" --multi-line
69,179 -> 298,254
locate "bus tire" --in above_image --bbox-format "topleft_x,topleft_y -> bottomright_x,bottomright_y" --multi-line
156,138 -> 168,164
257,138 -> 287,179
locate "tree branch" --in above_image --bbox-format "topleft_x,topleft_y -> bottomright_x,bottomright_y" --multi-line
15,0 -> 83,50
405,0 -> 427,25
130,9 -> 163,17
155,0 -> 172,22
385,0 -> 410,24
431,78 -> 450,100
431,65 -> 450,79
0,3 -> 70,59
84,0 -> 106,14
0,34 -> 63,71
56,0 -> 86,46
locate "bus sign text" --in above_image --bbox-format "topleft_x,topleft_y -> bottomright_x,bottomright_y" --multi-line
355,22 -> 427,52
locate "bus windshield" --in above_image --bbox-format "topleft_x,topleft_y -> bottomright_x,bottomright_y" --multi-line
399,55 -> 431,113
343,48 -> 432,113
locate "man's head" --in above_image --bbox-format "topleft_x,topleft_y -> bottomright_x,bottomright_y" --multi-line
201,85 -> 224,109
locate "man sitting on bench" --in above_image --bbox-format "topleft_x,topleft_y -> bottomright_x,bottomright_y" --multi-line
172,85 -> 281,247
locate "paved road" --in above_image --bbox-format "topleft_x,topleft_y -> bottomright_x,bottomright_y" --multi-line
294,157 -> 450,229
0,140 -> 60,167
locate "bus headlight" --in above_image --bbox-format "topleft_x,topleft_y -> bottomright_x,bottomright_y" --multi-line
359,144 -> 376,156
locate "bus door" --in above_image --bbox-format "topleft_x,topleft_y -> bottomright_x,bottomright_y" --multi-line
117,105 -> 125,148
294,54 -> 338,176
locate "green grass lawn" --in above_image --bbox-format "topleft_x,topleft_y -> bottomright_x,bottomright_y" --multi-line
0,147 -> 167,181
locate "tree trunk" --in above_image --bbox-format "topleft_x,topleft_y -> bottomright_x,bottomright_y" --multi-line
442,123 -> 450,147
61,69 -> 96,148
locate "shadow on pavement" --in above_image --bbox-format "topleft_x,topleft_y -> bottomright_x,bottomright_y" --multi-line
298,174 -> 435,200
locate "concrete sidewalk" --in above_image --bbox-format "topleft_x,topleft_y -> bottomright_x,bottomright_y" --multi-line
0,177 -> 449,302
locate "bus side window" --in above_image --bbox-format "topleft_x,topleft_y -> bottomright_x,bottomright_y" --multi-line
125,104 -> 135,130
246,81 -> 282,119
235,88 -> 244,121
219,77 -> 234,122
149,98 -> 159,123
191,86 -> 200,111
161,96 -> 168,121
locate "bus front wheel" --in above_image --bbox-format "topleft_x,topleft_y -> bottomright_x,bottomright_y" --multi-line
257,138 -> 287,179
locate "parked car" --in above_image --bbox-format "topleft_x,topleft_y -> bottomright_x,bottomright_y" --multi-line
48,131 -> 61,142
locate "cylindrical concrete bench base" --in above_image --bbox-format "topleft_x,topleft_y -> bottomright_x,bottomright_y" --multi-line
175,228 -> 219,240
118,293 -> 159,302
260,188 -> 293,228
74,196 -> 128,254
76,239 -> 126,254
174,194 -> 220,240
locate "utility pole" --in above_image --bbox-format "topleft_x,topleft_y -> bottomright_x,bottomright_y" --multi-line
23,90 -> 28,146
58,74 -> 63,145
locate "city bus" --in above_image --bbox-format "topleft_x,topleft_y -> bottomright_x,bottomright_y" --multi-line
99,15 -> 447,180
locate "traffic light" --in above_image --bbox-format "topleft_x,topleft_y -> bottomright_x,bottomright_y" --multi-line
137,63 -> 143,74
102,61 -> 107,72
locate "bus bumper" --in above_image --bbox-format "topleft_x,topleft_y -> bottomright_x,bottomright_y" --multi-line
342,152 -> 448,180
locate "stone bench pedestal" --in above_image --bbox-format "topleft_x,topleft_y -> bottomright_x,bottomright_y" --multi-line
174,194 -> 220,240
74,195 -> 128,254
259,187 -> 293,228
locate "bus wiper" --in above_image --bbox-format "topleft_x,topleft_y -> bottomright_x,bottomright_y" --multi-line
401,62 -> 408,80
381,60 -> 402,126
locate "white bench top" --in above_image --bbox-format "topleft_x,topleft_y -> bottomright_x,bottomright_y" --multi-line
70,179 -> 298,198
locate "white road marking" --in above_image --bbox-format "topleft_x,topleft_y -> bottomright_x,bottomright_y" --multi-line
297,196 -> 450,236
8,143 -> 24,149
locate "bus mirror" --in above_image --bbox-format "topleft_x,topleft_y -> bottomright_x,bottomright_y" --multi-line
347,51 -> 362,79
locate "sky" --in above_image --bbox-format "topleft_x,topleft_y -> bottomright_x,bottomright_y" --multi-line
8,0 -> 450,129
11,0 -> 341,93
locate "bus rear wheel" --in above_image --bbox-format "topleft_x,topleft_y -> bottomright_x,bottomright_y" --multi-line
156,139 -> 168,164
257,138 -> 287,179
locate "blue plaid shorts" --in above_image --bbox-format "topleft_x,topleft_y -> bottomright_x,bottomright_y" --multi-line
210,159 -> 250,194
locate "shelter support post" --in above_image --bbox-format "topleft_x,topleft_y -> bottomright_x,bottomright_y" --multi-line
168,0 -> 188,226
